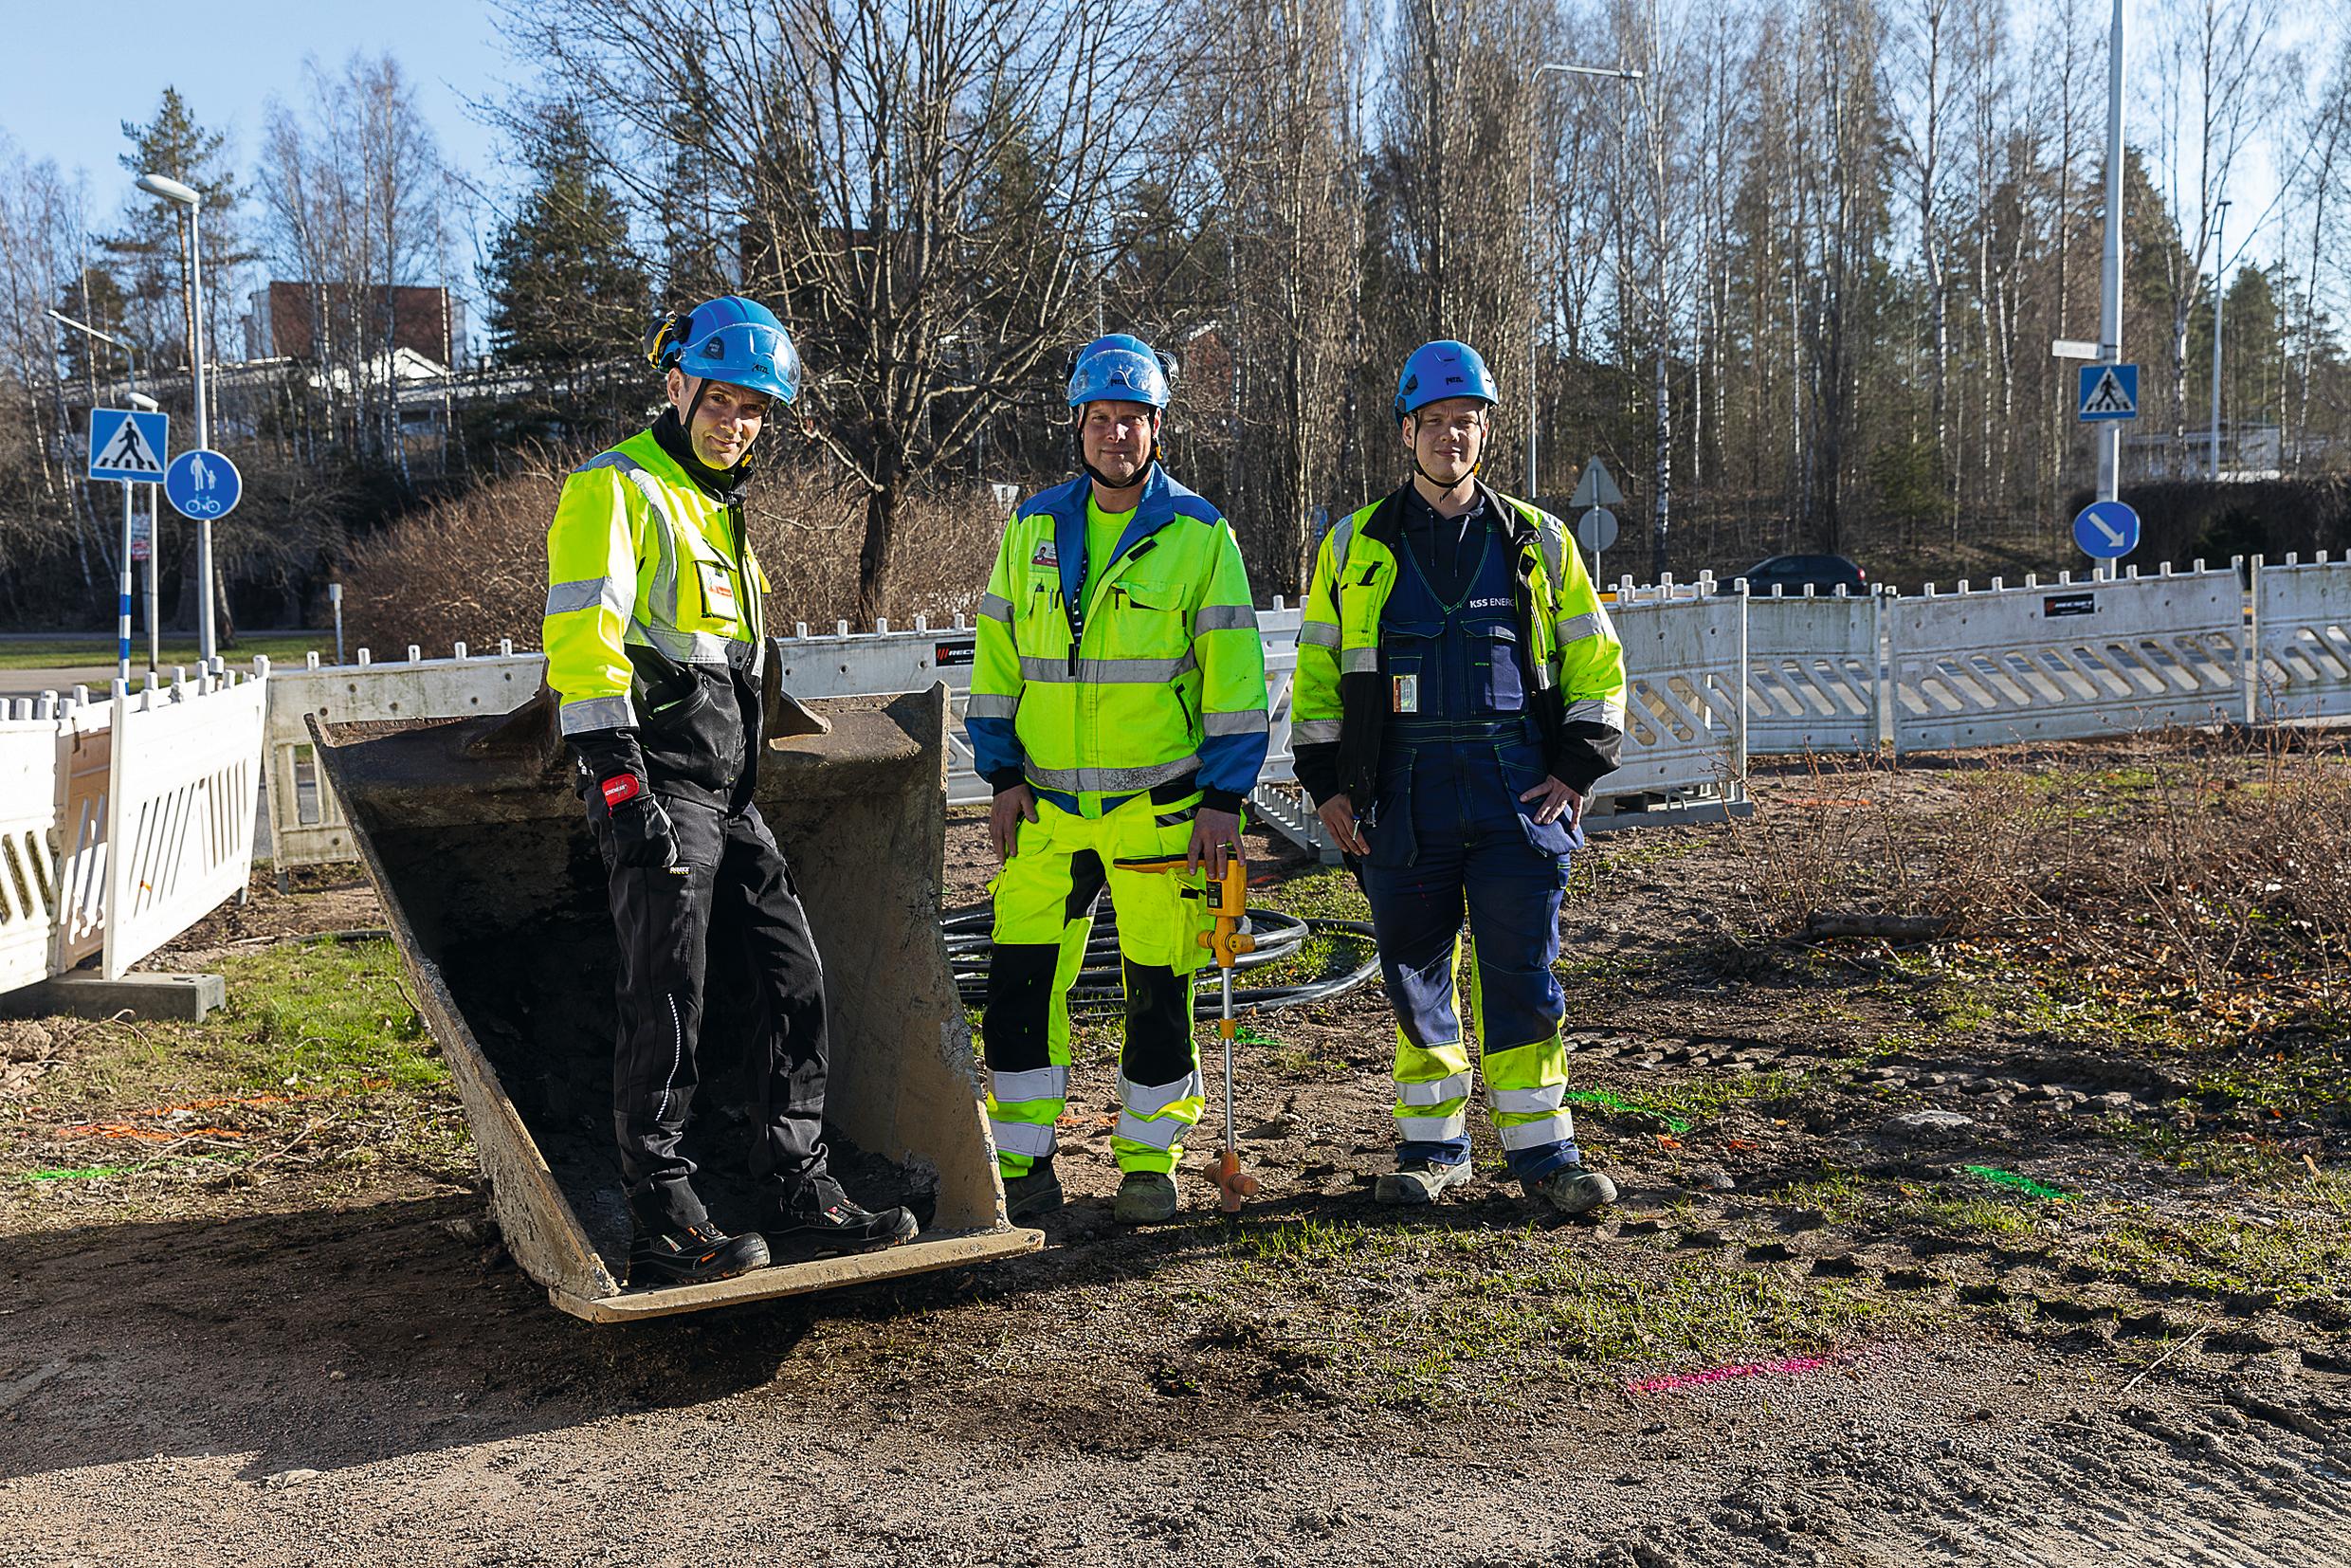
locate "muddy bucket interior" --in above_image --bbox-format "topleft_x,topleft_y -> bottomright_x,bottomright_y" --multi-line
309,681 -> 1037,1321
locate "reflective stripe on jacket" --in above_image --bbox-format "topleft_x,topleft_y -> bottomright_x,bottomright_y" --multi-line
1292,482 -> 1627,806
542,427 -> 771,802
967,468 -> 1269,814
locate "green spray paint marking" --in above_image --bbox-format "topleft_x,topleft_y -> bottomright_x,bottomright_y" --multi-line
1964,1164 -> 2072,1203
24,1165 -> 139,1182
1564,1088 -> 1692,1135
1235,1025 -> 1285,1048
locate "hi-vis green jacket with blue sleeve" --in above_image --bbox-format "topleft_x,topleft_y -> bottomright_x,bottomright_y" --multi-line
541,424 -> 769,808
1291,482 -> 1628,810
966,469 -> 1269,816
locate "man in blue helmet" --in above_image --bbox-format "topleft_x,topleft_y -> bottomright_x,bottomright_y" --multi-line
542,296 -> 919,1287
965,334 -> 1270,1225
1291,340 -> 1630,1216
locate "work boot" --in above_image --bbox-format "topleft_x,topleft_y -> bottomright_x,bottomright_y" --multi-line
1527,1164 -> 1618,1215
1375,1157 -> 1474,1207
628,1217 -> 770,1289
1001,1159 -> 1065,1222
1112,1170 -> 1180,1225
769,1176 -> 920,1256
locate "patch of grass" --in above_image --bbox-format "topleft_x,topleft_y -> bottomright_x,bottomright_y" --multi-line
2087,1209 -> 2351,1304
2,939 -> 466,1211
1650,1067 -> 1818,1126
27,939 -> 436,1114
1774,1168 -> 1874,1225
1219,1219 -> 1912,1411
2090,1116 -> 2305,1184
1885,946 -> 2186,1052
1904,1192 -> 2043,1239
0,633 -> 321,671
1254,866 -> 1370,924
1234,1215 -> 1412,1265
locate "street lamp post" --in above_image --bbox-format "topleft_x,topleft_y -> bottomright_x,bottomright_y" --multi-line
2094,0 -> 2125,530
1525,63 -> 1642,501
2211,197 -> 2232,481
136,172 -> 214,664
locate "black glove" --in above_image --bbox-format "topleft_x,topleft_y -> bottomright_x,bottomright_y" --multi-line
597,773 -> 678,869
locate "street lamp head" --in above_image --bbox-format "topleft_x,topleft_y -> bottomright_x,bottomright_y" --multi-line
136,173 -> 201,207
125,392 -> 159,411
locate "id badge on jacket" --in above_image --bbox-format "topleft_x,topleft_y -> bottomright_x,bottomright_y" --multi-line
698,559 -> 740,621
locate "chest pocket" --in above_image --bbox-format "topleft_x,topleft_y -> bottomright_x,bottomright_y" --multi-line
694,558 -> 741,626
1107,576 -> 1191,657
1379,617 -> 1443,714
1479,621 -> 1525,713
1018,569 -> 1069,652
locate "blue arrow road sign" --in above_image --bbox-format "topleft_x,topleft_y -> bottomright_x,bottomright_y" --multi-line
165,448 -> 242,520
2077,363 -> 2139,422
2073,500 -> 2140,559
87,408 -> 169,482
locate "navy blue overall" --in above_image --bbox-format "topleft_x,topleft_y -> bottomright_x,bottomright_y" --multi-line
1357,498 -> 1584,1181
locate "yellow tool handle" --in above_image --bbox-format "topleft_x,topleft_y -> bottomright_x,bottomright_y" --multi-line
1112,853 -> 1251,966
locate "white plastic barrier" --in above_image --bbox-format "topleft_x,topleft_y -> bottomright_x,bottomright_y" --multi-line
0,665 -> 268,996
264,643 -> 541,869
768,606 -> 1306,805
0,717 -> 62,994
261,591 -> 1742,868
2253,553 -> 2351,723
1601,579 -> 1749,811
1744,587 -> 1886,755
101,668 -> 269,980
1886,563 -> 2247,753
52,694 -> 113,971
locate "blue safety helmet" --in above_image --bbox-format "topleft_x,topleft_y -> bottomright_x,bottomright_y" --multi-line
645,296 -> 801,405
1394,339 -> 1499,421
1066,333 -> 1171,410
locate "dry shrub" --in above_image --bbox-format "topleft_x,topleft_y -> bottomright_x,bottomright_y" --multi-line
739,465 -> 1004,632
340,458 -> 565,656
341,449 -> 1013,657
1730,733 -> 2351,1036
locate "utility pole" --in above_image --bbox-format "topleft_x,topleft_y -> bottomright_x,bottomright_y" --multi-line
138,173 -> 214,663
2094,0 -> 2126,529
2210,197 -> 2231,480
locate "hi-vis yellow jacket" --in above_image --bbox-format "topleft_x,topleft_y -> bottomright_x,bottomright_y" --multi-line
967,469 -> 1269,815
1291,482 -> 1627,809
542,425 -> 769,804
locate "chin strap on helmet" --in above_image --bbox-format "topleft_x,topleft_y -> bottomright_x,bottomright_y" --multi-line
1079,440 -> 1158,494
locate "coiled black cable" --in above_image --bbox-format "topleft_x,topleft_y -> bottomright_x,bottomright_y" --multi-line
941,904 -> 1379,1017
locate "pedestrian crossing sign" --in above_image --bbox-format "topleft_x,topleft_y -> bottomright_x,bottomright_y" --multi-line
87,408 -> 170,481
2076,363 -> 2139,423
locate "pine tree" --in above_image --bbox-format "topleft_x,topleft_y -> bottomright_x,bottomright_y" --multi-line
484,106 -> 649,443
103,88 -> 252,375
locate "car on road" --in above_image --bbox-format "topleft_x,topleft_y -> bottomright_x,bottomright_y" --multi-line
1738,553 -> 1868,594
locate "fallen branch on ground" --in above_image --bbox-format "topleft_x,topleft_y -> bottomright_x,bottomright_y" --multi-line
1799,913 -> 1954,941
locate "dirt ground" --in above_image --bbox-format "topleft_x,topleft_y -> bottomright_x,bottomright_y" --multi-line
3,732 -> 2348,1567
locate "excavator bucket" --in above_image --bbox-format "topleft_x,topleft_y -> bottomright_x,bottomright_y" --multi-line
308,679 -> 1038,1322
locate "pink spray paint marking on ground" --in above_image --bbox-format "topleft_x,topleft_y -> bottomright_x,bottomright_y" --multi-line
1626,1353 -> 1848,1395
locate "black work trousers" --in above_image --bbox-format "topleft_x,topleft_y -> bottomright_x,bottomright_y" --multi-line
594,796 -> 829,1229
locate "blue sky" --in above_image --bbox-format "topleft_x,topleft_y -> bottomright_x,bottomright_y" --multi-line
9,0 -> 520,297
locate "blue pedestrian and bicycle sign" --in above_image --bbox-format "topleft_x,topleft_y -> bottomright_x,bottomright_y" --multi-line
2072,500 -> 2140,560
86,408 -> 169,482
165,448 -> 242,520
2077,363 -> 2139,422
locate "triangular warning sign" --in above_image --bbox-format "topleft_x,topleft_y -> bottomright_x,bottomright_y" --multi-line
2081,368 -> 2135,416
1570,456 -> 1625,510
100,417 -> 163,473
